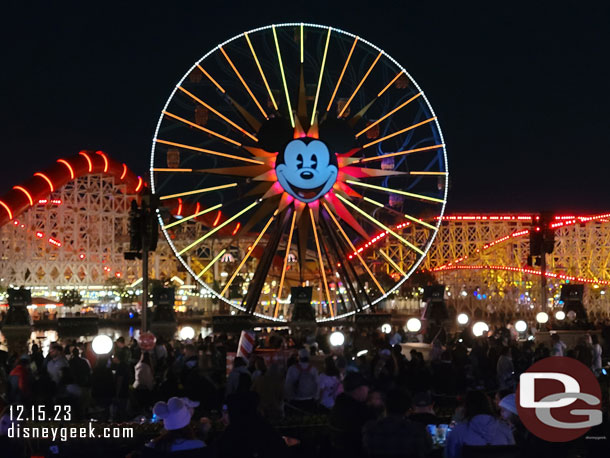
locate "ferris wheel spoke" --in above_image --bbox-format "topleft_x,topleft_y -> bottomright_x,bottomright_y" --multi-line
310,28 -> 332,126
177,86 -> 258,142
356,144 -> 445,164
356,93 -> 422,137
362,116 -> 437,149
271,26 -> 295,128
244,33 -> 278,111
220,211 -> 278,296
338,52 -> 382,118
403,213 -> 438,231
322,202 -> 386,295
310,206 -> 334,317
326,36 -> 359,112
154,139 -> 264,165
195,64 -> 227,94
162,111 -> 242,147
196,248 -> 227,279
219,46 -> 268,119
378,249 -> 405,275
335,193 -> 424,255
159,183 -> 238,201
345,179 -> 445,204
177,200 -> 259,255
274,210 -> 297,317
163,203 -> 222,230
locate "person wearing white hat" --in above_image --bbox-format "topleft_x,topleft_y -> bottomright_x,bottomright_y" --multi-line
144,397 -> 206,454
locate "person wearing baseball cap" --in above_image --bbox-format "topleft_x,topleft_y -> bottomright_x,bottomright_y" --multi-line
409,391 -> 440,427
330,372 -> 375,456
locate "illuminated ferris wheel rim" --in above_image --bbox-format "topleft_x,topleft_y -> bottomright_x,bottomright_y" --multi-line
150,22 -> 449,323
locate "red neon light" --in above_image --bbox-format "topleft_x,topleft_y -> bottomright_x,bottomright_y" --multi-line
177,198 -> 183,216
120,163 -> 127,180
38,199 -> 48,204
79,151 -> 93,172
34,172 -> 54,192
13,220 -> 19,225
212,210 -> 222,227
57,159 -> 75,179
79,253 -> 86,260
96,151 -> 109,172
48,237 -> 62,247
437,215 -> 533,221
232,222 -> 241,236
135,176 -> 143,192
13,186 -> 34,206
36,231 -> 44,238
115,272 -> 122,278
431,264 -> 610,286
348,221 -> 411,259
194,202 -> 200,215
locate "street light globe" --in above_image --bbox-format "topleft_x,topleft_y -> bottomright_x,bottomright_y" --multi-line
472,321 -> 489,337
457,313 -> 469,325
329,331 -> 345,347
179,326 -> 195,340
555,310 -> 566,321
515,320 -> 528,333
406,317 -> 422,333
536,312 -> 549,324
92,335 -> 113,355
381,323 -> 392,334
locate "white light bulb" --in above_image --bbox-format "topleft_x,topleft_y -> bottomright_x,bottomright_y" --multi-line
515,320 -> 527,333
536,312 -> 549,324
92,335 -> 113,355
555,310 -> 566,320
329,331 -> 345,346
179,326 -> 195,340
381,323 -> 391,334
406,317 -> 422,333
472,321 -> 489,337
457,313 -> 469,325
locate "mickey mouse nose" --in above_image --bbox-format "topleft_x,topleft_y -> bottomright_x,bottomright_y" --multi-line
300,171 -> 314,180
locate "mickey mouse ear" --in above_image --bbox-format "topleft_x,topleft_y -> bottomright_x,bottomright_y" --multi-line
257,117 -> 293,153
319,118 -> 356,154
153,401 -> 169,418
167,397 -> 186,412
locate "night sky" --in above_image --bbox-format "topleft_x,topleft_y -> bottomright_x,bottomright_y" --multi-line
2,2 -> 609,213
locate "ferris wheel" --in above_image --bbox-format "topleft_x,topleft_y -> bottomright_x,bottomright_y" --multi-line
150,23 -> 448,322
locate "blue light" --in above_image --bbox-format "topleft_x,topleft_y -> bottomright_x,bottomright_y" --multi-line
602,369 -> 607,376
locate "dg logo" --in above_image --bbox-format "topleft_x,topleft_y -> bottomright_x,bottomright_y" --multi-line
517,356 -> 603,442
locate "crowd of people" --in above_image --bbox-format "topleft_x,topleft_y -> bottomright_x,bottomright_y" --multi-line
0,323 -> 608,457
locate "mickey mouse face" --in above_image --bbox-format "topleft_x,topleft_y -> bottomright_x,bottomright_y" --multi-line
276,138 -> 338,203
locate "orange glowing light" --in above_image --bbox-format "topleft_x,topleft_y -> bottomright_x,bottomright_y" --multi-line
231,222 -> 241,236
96,151 -> 109,172
0,200 -> 13,220
57,159 -> 75,179
163,111 -> 241,146
13,186 -> 34,206
212,210 -> 222,227
177,198 -> 183,216
34,172 -> 54,192
135,177 -> 143,192
155,139 -> 264,165
120,163 -> 128,180
79,151 -> 93,172
362,117 -> 437,149
244,33 -> 278,111
357,93 -> 422,137
358,144 -> 444,163
310,207 -> 334,317
377,71 -> 404,98
196,65 -> 226,93
219,46 -> 268,119
338,51 -> 382,118
327,36 -> 358,112
177,86 -> 258,142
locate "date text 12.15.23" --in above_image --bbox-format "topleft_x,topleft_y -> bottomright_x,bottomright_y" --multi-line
9,405 -> 72,422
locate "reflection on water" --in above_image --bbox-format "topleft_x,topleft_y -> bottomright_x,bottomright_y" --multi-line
0,325 -> 213,356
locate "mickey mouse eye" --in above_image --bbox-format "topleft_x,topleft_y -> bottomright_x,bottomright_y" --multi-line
311,154 -> 318,169
296,153 -> 303,169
